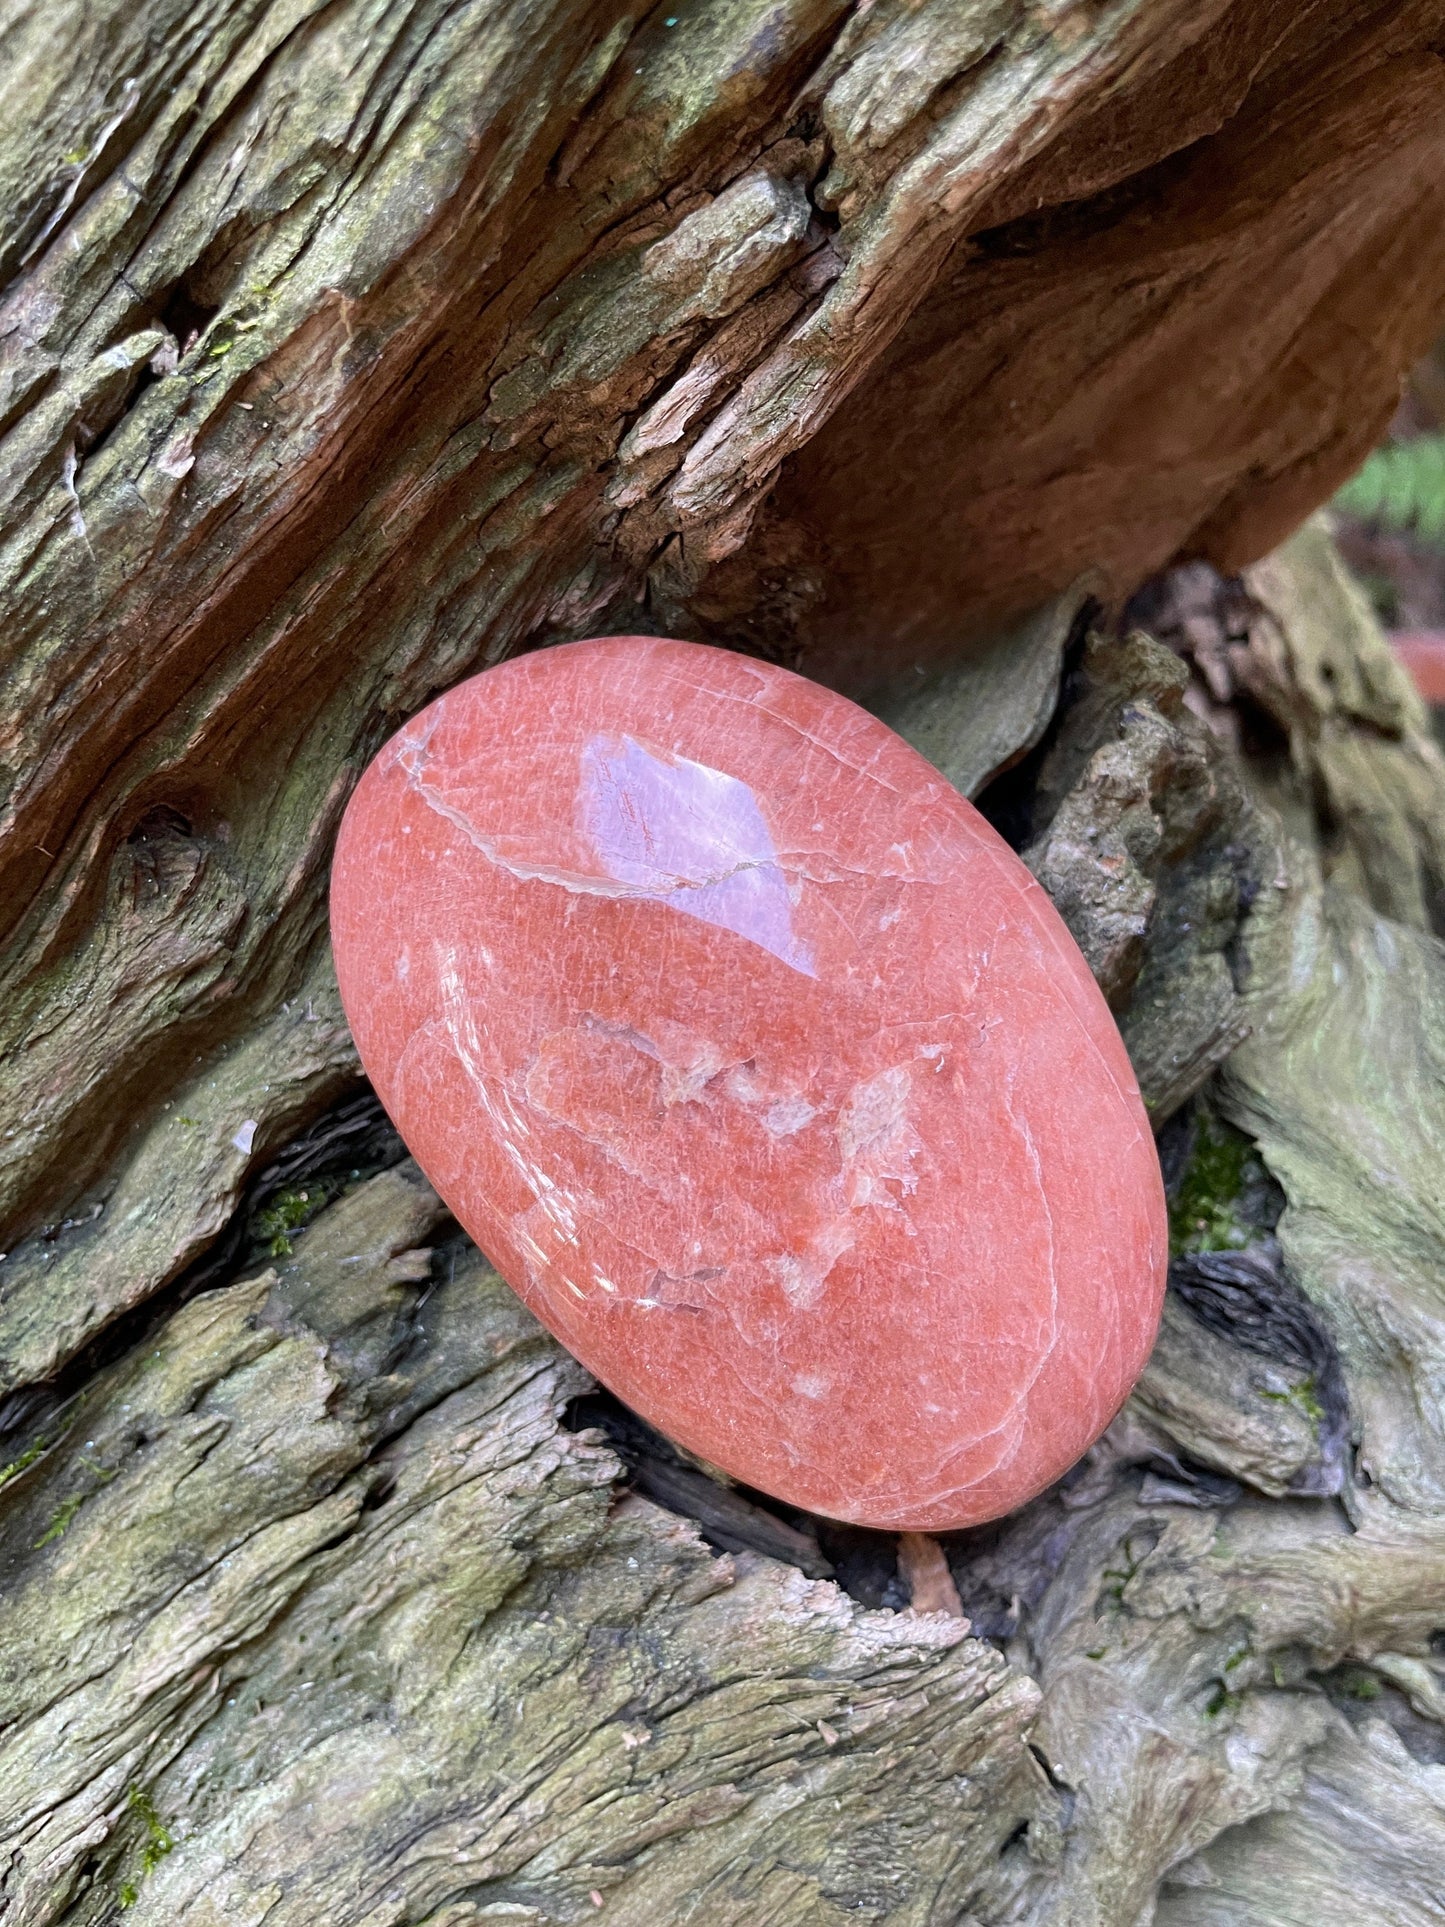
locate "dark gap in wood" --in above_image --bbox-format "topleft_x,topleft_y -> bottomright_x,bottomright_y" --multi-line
968,143 -> 1198,261
1314,1662 -> 1445,1766
561,1387 -> 893,1591
126,804 -> 196,843
973,598 -> 1097,851
1169,1241 -> 1351,1497
152,275 -> 222,349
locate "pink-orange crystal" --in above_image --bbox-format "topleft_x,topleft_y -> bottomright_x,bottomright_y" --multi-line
331,638 -> 1166,1529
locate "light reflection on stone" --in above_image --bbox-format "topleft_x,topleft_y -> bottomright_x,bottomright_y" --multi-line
579,734 -> 816,977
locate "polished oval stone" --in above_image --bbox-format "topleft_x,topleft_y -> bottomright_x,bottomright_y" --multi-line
331,637 -> 1166,1530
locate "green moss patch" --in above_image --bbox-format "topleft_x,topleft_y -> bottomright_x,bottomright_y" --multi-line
1169,1115 -> 1257,1256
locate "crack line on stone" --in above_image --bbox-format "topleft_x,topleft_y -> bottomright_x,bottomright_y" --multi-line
401,740 -> 801,901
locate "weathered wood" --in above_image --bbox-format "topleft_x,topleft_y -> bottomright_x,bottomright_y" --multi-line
3,0 -> 1445,1919
0,1165 -> 1045,1923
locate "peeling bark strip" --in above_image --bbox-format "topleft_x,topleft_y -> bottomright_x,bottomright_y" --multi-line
3,0 -> 1445,1921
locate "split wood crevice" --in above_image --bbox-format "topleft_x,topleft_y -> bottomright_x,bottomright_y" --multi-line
3,2 -> 1445,1921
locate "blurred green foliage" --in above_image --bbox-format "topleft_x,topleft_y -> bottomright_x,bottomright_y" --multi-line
1334,433 -> 1445,544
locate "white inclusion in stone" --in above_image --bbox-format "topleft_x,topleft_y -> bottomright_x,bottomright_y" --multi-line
763,1093 -> 817,1137
772,1218 -> 855,1308
837,1064 -> 924,1210
792,1372 -> 831,1399
578,734 -> 816,976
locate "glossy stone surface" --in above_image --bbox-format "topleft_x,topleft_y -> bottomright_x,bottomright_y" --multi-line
331,638 -> 1166,1530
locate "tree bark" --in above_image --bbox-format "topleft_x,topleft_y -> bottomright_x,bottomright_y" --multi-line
3,3 -> 1445,1922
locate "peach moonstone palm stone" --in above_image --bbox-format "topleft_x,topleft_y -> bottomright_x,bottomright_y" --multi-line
331,637 -> 1166,1530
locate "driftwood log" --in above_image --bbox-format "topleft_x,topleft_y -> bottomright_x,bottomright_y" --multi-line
3,2 -> 1445,1921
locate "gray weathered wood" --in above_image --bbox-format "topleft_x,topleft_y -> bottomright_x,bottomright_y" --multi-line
3,1 -> 1445,1919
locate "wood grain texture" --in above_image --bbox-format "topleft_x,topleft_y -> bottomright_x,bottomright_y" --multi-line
2,0 -> 1445,1917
